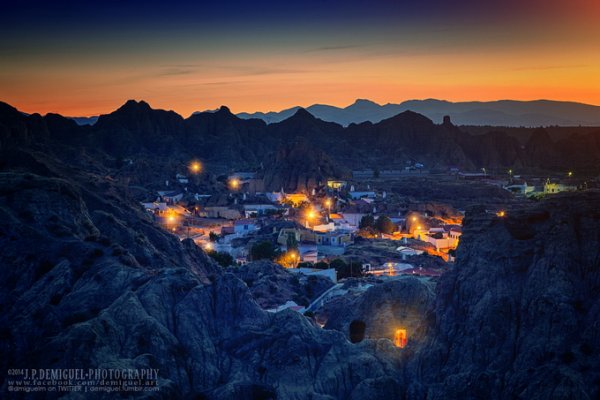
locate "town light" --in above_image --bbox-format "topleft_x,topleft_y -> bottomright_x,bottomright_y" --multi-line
307,210 -> 316,220
568,171 -> 573,177
497,210 -> 506,217
412,216 -> 417,222
229,178 -> 240,190
189,160 -> 202,174
417,225 -> 422,230
204,242 -> 213,251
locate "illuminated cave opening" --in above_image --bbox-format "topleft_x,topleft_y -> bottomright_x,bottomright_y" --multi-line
394,328 -> 408,348
349,320 -> 366,343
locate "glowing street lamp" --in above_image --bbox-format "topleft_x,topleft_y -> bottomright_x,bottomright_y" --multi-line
189,160 -> 202,174
568,171 -> 573,177
229,178 -> 240,190
305,209 -> 316,228
204,242 -> 213,252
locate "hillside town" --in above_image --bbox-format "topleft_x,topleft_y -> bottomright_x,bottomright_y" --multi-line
141,160 -> 590,308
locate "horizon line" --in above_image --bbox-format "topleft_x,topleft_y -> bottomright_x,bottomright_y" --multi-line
5,97 -> 600,119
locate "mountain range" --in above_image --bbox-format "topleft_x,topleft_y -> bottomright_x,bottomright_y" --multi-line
70,99 -> 600,128
237,99 -> 600,127
2,99 -> 600,193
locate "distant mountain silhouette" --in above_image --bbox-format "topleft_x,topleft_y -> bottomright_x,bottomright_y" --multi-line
3,100 -> 599,192
237,99 -> 600,127
69,116 -> 98,126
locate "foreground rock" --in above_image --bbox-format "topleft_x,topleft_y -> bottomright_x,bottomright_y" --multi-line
230,261 -> 335,309
0,167 -> 402,399
315,277 -> 436,347
407,190 -> 600,399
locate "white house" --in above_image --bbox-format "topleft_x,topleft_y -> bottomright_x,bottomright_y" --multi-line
175,173 -> 189,184
234,219 -> 259,234
396,246 -> 424,256
157,191 -> 184,204
243,204 -> 279,217
141,202 -> 168,213
349,191 -> 376,199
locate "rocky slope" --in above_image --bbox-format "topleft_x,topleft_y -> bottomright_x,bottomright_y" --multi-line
316,277 -> 436,347
0,153 -> 403,399
406,190 -> 600,399
229,261 -> 334,309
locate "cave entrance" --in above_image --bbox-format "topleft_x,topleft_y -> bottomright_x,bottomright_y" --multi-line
394,328 -> 407,348
349,320 -> 366,343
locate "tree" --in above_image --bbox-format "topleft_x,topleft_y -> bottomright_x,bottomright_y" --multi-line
286,232 -> 298,251
375,215 -> 396,234
359,214 -> 375,229
209,232 -> 219,242
250,241 -> 277,261
313,261 -> 329,270
330,258 -> 363,279
208,251 -> 234,267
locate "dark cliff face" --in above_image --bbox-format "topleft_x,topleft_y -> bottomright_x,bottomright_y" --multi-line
407,191 -> 600,399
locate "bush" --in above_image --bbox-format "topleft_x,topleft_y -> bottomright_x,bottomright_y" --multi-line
208,251 -> 234,267
359,215 -> 375,229
250,241 -> 277,261
375,215 -> 396,234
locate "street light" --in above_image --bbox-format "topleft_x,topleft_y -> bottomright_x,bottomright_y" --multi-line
325,198 -> 332,215
229,178 -> 240,190
189,160 -> 202,174
305,209 -> 316,228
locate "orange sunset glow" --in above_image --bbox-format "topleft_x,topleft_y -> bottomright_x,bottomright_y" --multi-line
1,0 -> 599,116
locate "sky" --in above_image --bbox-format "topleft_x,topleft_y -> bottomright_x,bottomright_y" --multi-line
1,0 -> 600,117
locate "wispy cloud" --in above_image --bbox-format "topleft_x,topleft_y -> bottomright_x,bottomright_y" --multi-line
511,64 -> 588,72
304,44 -> 362,53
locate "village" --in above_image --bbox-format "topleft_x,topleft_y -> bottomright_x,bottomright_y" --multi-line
141,160 -> 586,298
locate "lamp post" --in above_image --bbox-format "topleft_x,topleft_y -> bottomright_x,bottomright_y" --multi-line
189,160 -> 202,186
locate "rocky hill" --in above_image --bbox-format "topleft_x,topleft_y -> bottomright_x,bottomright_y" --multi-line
405,191 -> 600,399
0,151 -> 403,399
